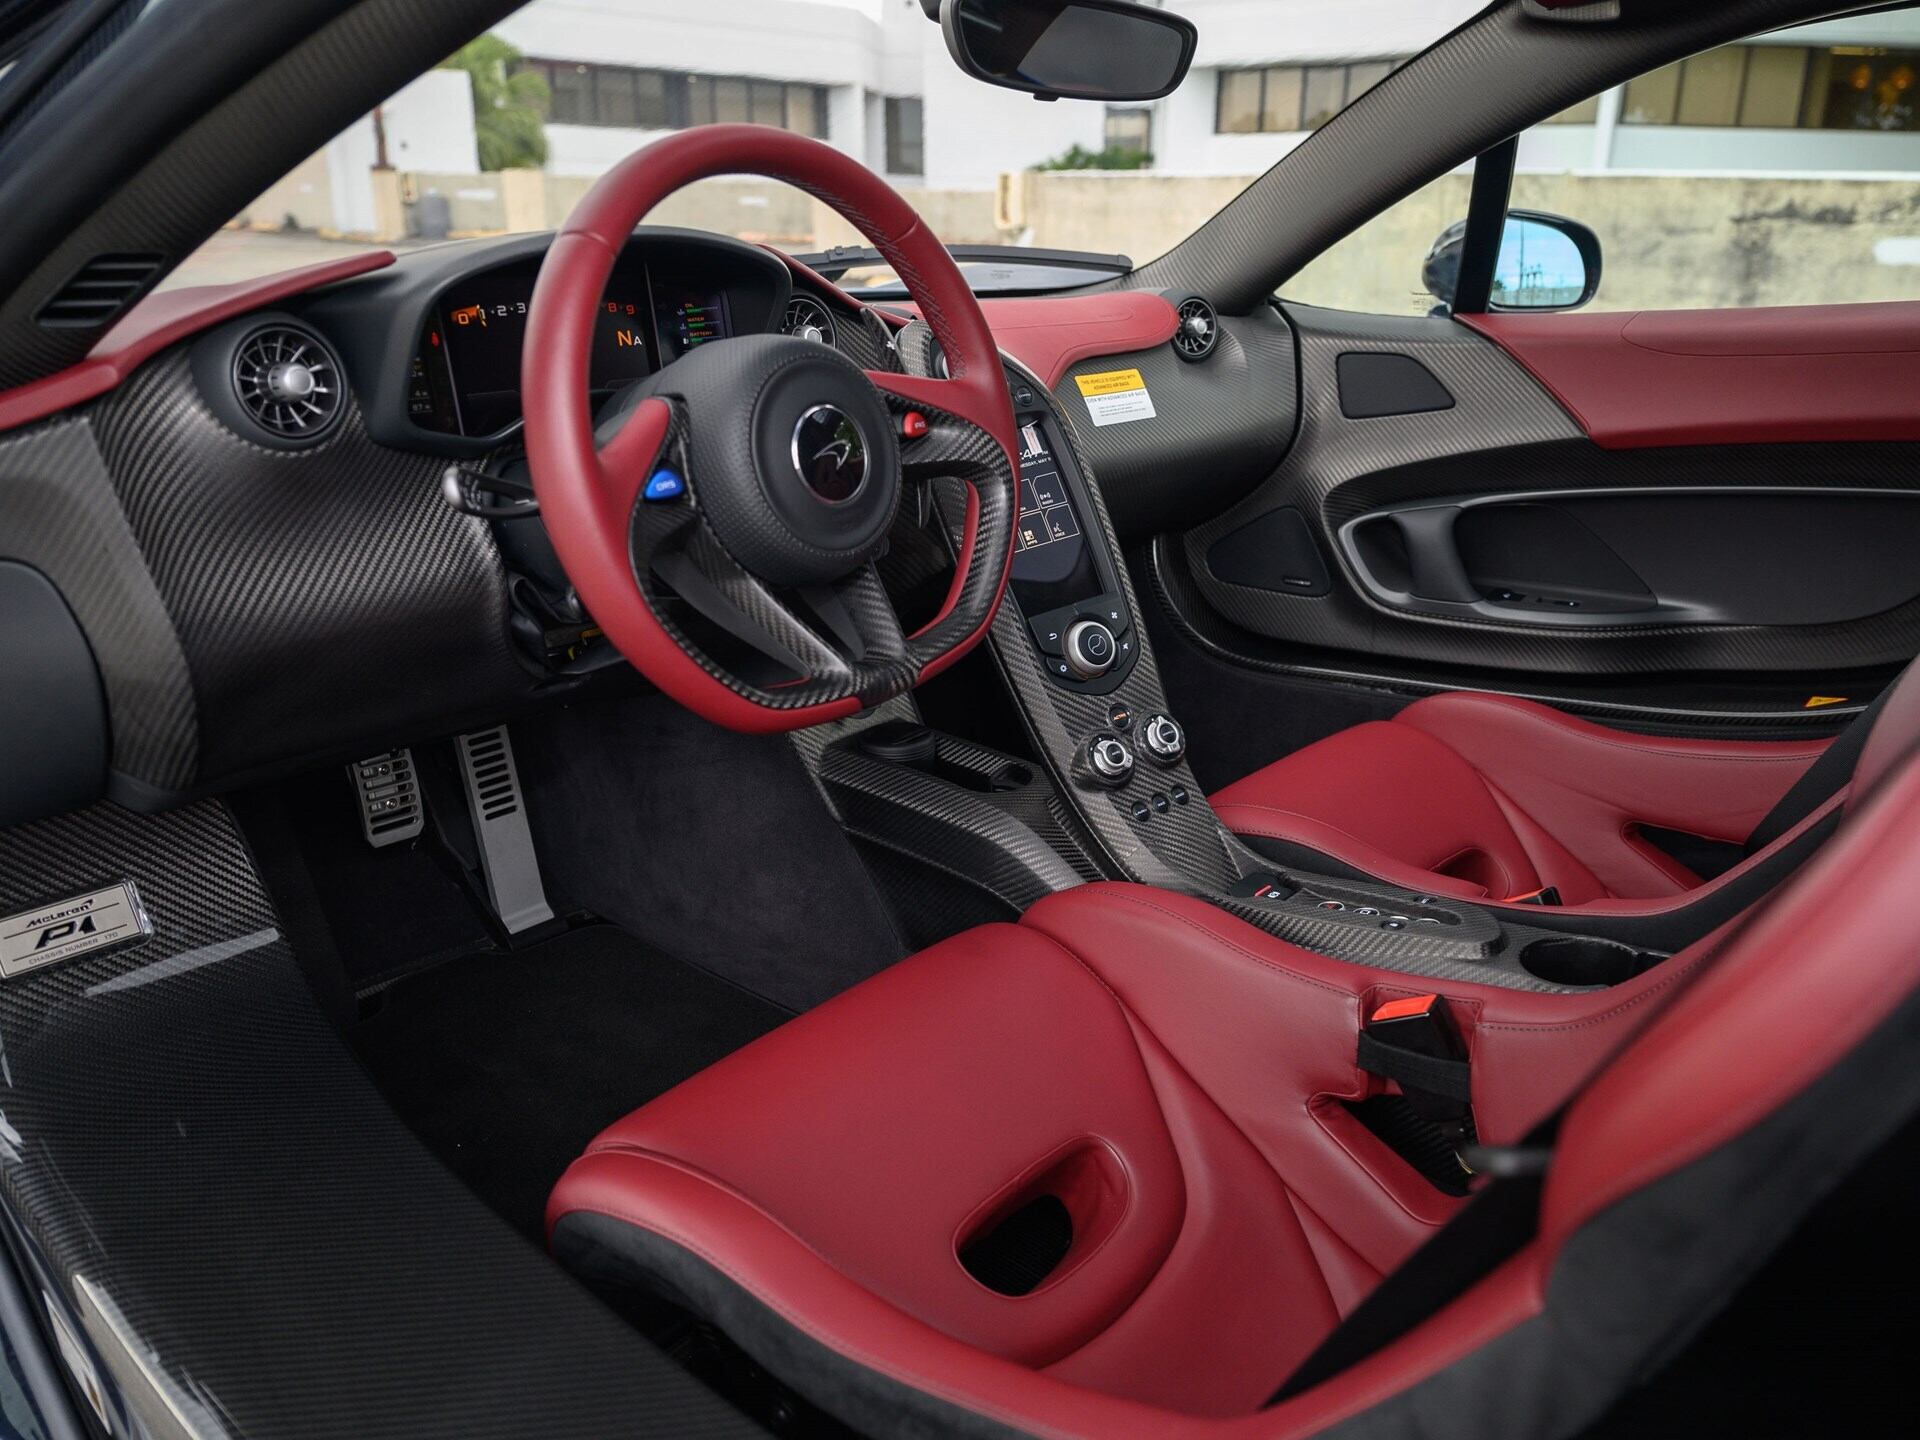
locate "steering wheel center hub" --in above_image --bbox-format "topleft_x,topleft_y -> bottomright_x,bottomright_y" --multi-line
674,333 -> 900,588
791,403 -> 869,504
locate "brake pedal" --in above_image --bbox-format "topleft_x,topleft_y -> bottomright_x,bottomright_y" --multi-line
455,726 -> 555,934
349,749 -> 424,848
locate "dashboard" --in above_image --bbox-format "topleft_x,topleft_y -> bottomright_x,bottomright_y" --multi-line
308,228 -> 804,455
410,254 -> 743,437
0,221 -> 1295,807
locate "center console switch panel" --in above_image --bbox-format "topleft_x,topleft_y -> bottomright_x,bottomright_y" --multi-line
1008,414 -> 1139,693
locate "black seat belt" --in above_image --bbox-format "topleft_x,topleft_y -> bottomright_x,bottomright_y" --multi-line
1742,678 -> 1896,855
1270,898 -> 1773,1406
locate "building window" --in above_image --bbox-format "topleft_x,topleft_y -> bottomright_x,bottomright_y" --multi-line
1213,60 -> 1403,134
1543,94 -> 1602,125
1104,107 -> 1152,159
885,96 -> 924,176
1622,44 -> 1920,131
518,60 -> 828,138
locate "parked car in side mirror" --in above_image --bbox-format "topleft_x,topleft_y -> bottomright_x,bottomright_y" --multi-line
939,0 -> 1199,103
1422,209 -> 1604,313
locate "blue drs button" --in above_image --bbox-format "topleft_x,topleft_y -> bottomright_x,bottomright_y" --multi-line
643,469 -> 686,502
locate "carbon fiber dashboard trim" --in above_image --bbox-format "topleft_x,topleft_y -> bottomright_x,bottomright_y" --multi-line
86,346 -> 532,792
789,697 -> 1100,913
1048,304 -> 1299,541
0,800 -> 767,1439
0,417 -> 200,789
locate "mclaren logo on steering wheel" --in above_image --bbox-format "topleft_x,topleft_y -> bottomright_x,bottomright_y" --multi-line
791,404 -> 869,504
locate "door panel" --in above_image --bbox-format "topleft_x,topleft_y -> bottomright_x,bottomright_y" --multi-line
1462,305 -> 1920,448
1171,303 -> 1920,700
1340,490 -> 1920,629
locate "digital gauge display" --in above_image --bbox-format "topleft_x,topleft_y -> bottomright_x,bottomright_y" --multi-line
652,282 -> 732,360
431,261 -> 655,435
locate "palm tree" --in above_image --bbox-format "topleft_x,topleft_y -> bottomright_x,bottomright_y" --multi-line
442,35 -> 549,172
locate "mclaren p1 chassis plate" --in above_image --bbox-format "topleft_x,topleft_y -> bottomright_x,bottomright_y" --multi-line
0,881 -> 153,979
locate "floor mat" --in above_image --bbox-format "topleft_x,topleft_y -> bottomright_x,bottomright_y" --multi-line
352,926 -> 790,1244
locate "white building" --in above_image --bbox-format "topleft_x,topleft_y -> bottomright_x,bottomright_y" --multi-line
291,0 -> 1920,233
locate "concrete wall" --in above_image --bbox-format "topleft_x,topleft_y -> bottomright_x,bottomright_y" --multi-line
345,163 -> 1920,319
242,150 -> 334,232
1012,169 -> 1920,314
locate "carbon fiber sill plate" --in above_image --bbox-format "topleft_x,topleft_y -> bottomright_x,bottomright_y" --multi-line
1,882 -> 152,979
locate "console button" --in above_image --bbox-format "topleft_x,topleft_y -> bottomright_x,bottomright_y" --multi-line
1170,784 -> 1190,805
1131,800 -> 1152,822
1107,702 -> 1135,732
1150,791 -> 1170,813
1078,599 -> 1130,637
1064,619 -> 1118,679
1140,713 -> 1186,766
1029,617 -> 1066,655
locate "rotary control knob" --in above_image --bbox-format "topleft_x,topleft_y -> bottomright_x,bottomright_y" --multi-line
1140,713 -> 1186,766
1078,732 -> 1135,789
1063,619 -> 1118,679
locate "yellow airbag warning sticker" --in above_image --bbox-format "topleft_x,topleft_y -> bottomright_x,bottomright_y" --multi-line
1074,367 -> 1156,427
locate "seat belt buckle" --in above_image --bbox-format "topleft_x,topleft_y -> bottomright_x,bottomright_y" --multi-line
1358,994 -> 1473,1129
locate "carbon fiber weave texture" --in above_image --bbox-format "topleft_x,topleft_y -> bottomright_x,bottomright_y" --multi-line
87,346 -> 531,788
0,799 -> 767,1439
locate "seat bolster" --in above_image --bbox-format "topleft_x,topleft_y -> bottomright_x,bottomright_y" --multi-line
552,924 -> 1193,1368
1398,693 -> 1827,899
1209,720 -> 1547,902
549,1151 -> 1175,1440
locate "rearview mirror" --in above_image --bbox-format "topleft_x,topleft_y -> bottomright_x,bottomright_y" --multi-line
939,0 -> 1198,102
1422,210 -> 1603,313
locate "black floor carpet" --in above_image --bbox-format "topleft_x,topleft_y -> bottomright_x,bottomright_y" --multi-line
352,926 -> 791,1245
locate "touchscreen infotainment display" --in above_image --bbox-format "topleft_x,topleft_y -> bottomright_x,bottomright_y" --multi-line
1010,417 -> 1101,612
1013,420 -> 1083,577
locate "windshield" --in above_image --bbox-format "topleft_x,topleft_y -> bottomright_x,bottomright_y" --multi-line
168,0 -> 1475,294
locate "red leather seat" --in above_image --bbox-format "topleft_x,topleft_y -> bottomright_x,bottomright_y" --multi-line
548,725 -> 1920,1438
1210,691 -> 1840,908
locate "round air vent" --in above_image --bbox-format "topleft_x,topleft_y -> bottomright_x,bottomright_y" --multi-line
783,295 -> 838,347
229,323 -> 344,444
1172,296 -> 1218,362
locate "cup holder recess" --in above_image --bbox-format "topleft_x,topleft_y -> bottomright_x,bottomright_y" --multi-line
1520,935 -> 1663,988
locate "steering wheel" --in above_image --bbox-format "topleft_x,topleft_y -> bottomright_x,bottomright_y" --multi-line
522,125 -> 1019,733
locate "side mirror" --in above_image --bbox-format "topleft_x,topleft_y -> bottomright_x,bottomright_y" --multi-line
939,0 -> 1198,103
1422,210 -> 1603,313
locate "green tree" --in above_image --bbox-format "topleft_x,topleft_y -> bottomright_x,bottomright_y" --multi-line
1031,144 -> 1153,173
441,34 -> 549,172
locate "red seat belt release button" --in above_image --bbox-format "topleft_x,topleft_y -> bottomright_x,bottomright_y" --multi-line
1359,994 -> 1472,1127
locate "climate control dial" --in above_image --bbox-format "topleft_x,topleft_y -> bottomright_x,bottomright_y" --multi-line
1077,732 -> 1135,789
1140,713 -> 1187,766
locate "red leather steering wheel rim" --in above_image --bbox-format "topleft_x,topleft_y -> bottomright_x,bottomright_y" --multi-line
522,125 -> 1018,732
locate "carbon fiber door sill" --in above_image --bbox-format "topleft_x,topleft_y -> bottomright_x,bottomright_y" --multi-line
0,800 -> 766,1440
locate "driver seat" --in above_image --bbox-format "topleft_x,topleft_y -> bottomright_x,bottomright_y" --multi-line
548,704 -> 1920,1438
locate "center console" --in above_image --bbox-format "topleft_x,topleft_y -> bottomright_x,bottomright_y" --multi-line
793,328 -> 1678,995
